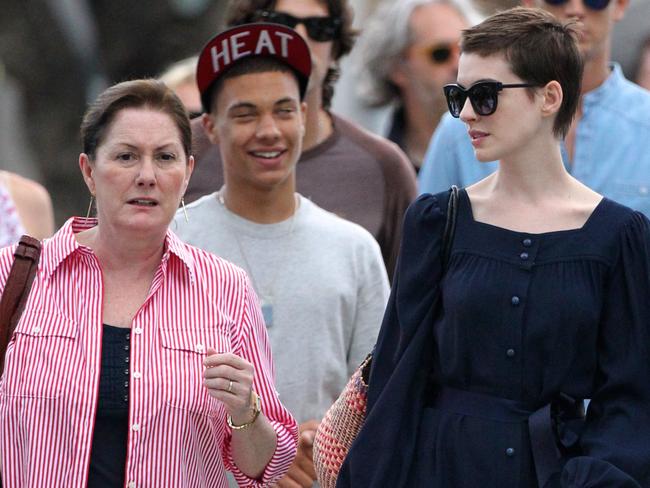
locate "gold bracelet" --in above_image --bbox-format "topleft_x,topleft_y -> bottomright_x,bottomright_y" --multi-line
227,391 -> 261,430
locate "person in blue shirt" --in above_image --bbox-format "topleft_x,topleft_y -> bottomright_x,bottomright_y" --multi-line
419,0 -> 650,217
338,7 -> 650,487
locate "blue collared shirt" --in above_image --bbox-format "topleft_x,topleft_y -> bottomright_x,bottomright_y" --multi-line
418,64 -> 650,216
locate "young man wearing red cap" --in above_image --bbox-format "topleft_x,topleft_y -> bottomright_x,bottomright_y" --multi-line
174,23 -> 389,488
184,0 -> 418,281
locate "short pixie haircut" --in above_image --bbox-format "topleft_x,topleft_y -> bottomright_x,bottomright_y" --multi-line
461,7 -> 583,138
80,79 -> 192,159
225,0 -> 358,110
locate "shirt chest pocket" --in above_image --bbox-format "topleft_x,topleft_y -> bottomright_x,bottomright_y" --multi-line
160,326 -> 231,417
2,309 -> 77,399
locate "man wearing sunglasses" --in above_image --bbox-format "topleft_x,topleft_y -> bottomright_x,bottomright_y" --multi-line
356,0 -> 480,173
184,0 -> 418,283
419,0 -> 650,218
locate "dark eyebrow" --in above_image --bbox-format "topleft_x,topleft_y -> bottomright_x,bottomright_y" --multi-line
275,97 -> 298,106
227,102 -> 257,114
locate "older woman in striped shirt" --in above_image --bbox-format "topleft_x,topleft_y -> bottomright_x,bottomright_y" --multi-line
0,79 -> 297,487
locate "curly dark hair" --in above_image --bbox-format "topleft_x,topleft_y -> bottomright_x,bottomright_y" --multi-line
225,0 -> 358,110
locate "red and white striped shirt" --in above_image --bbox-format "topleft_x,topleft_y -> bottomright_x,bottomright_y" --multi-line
0,217 -> 298,488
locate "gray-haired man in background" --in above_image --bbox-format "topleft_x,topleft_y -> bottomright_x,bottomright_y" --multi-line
356,0 -> 481,172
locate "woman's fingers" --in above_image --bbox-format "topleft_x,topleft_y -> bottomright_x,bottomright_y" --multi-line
203,349 -> 252,372
203,349 -> 255,416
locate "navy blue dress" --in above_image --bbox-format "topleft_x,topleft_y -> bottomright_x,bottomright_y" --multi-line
339,190 -> 650,487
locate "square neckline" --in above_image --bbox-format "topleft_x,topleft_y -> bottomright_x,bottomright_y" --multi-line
460,188 -> 607,237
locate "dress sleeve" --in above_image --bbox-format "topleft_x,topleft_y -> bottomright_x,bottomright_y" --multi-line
561,212 -> 650,487
221,274 -> 298,487
367,192 -> 448,405
337,193 -> 449,487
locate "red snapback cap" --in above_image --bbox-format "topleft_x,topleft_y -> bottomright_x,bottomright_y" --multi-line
197,23 -> 312,112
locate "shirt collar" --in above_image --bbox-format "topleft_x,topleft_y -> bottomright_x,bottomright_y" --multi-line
165,228 -> 197,284
582,62 -> 624,107
42,216 -> 196,284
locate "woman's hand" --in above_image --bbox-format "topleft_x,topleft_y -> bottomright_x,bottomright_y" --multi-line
203,347 -> 281,480
203,347 -> 256,423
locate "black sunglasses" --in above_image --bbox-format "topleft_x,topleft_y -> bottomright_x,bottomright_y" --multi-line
254,10 -> 342,42
443,81 -> 536,118
543,0 -> 611,10
426,44 -> 456,64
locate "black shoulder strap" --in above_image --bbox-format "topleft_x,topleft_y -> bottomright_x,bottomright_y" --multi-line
0,235 -> 42,374
441,185 -> 459,270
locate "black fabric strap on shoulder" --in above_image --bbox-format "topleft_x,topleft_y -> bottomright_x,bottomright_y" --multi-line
442,185 -> 459,270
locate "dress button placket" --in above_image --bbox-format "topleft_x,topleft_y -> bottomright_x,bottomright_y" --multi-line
506,236 -> 538,387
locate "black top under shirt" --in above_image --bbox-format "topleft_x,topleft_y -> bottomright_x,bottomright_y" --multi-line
87,324 -> 130,487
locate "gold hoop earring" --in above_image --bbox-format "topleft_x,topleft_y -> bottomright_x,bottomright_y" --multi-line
181,197 -> 189,223
86,195 -> 95,219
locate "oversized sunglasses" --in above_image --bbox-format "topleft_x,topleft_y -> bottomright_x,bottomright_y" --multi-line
443,81 -> 536,118
543,0 -> 610,11
254,10 -> 342,42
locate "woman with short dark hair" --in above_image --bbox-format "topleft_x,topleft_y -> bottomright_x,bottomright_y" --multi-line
339,7 -> 650,488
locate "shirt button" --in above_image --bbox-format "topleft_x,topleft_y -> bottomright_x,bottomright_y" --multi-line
506,348 -> 516,358
32,327 -> 41,334
132,423 -> 140,432
128,483 -> 136,488
133,327 -> 143,335
133,371 -> 142,379
506,447 -> 515,457
522,238 -> 532,247
196,343 -> 205,352
511,296 -> 520,306
520,252 -> 529,261
640,186 -> 648,195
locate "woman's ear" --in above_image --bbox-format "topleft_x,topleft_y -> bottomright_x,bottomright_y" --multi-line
541,80 -> 563,117
79,153 -> 96,195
